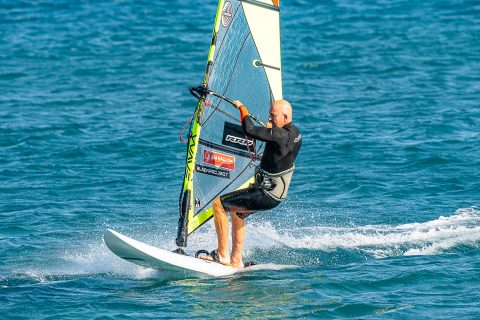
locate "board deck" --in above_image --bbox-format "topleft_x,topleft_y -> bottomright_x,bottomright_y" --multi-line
103,229 -> 239,277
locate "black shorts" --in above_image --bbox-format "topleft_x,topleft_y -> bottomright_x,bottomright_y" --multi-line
220,187 -> 280,219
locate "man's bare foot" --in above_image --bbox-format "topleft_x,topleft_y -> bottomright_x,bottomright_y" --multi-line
198,250 -> 234,266
230,261 -> 244,268
200,255 -> 237,267
231,253 -> 244,268
199,255 -> 243,268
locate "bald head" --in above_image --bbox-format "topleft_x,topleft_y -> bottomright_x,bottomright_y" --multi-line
269,99 -> 293,128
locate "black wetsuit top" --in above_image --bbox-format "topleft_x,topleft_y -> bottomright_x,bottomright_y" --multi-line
242,116 -> 302,173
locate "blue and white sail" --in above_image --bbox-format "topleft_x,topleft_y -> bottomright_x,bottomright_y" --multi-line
177,0 -> 282,247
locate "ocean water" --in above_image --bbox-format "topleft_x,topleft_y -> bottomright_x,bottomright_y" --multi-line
1,0 -> 479,319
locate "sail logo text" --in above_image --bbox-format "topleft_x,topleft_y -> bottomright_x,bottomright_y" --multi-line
222,122 -> 256,151
225,135 -> 254,147
203,150 -> 235,171
196,164 -> 230,179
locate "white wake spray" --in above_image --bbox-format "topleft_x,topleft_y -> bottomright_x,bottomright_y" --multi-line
246,206 -> 480,258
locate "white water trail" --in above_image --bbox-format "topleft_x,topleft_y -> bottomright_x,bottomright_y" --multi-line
246,206 -> 480,258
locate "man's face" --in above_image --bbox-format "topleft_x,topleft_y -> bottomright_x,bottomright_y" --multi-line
269,104 -> 286,128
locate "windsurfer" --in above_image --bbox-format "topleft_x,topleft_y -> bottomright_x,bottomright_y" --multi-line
205,99 -> 302,268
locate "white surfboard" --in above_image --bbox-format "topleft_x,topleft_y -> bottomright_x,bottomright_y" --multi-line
103,229 -> 239,277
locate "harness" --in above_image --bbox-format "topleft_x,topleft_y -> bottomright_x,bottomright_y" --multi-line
251,165 -> 295,202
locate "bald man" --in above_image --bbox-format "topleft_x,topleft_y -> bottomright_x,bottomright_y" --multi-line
205,99 -> 302,267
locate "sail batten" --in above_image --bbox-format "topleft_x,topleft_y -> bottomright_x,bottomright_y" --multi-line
176,0 -> 282,247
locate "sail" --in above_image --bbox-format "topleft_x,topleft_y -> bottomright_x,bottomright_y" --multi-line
176,0 -> 282,247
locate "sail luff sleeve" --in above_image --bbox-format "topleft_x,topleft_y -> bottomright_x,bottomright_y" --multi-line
176,0 -> 226,248
176,0 -> 224,247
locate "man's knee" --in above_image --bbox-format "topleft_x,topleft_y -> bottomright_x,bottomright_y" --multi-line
231,212 -> 245,224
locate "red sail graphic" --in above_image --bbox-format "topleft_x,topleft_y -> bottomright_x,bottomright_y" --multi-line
203,150 -> 235,171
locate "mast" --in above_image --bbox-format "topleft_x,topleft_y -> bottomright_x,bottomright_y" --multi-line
176,0 -> 226,248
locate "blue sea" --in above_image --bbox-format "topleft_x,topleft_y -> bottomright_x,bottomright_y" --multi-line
1,0 -> 479,318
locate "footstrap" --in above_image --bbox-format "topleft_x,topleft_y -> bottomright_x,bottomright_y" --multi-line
209,249 -> 220,262
194,249 -> 210,258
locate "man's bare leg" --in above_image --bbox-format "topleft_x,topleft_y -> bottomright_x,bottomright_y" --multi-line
212,197 -> 231,264
230,213 -> 245,268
